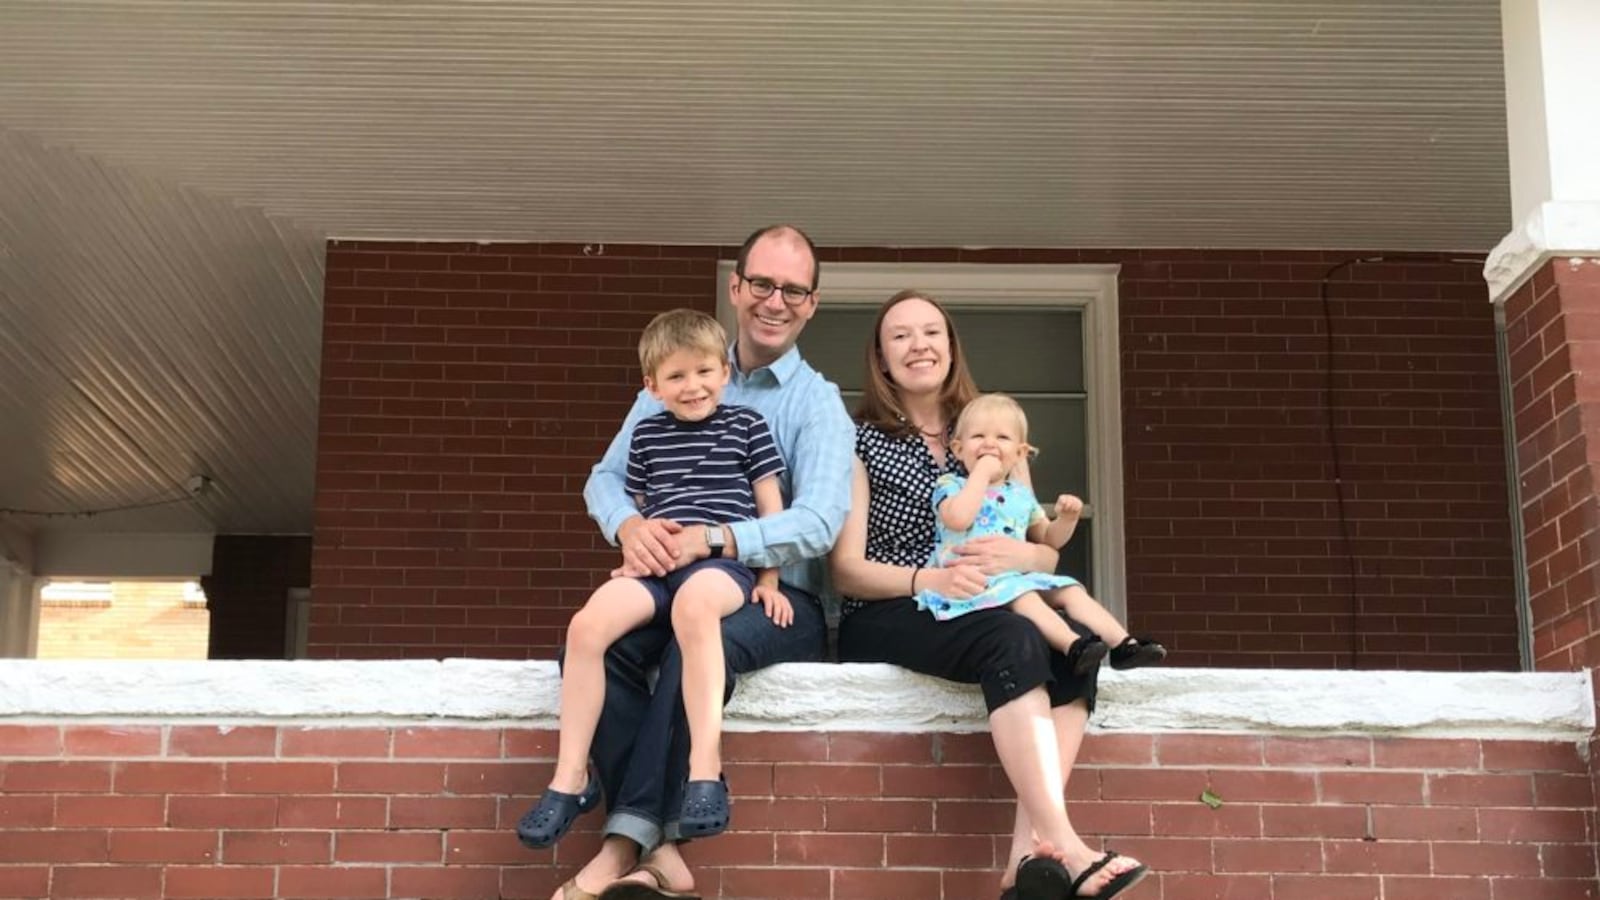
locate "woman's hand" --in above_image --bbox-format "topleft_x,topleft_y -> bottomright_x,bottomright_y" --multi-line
950,534 -> 1054,576
928,563 -> 986,599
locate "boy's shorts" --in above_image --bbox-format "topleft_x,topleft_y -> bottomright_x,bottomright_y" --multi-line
637,558 -> 756,624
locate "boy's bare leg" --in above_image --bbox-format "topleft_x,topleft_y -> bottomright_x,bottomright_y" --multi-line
552,578 -> 657,793
1011,592 -> 1084,655
1044,584 -> 1131,646
670,568 -> 747,782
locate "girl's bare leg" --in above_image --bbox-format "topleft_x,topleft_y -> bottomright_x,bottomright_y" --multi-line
1011,591 -> 1086,654
1045,584 -> 1130,646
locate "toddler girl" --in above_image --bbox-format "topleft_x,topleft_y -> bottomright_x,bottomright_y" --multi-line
915,393 -> 1165,673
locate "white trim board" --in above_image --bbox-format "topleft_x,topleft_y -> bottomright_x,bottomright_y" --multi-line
0,660 -> 1591,741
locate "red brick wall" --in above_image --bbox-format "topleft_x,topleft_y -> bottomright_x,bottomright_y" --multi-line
0,723 -> 1591,899
1118,253 -> 1514,670
1502,257 -> 1600,672
313,244 -> 1517,669
314,243 -> 718,659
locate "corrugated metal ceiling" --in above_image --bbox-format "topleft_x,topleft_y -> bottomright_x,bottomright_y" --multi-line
1,0 -> 1509,248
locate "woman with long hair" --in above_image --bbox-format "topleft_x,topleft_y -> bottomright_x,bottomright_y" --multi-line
830,290 -> 1149,900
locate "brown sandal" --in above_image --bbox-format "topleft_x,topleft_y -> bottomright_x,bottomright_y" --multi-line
596,864 -> 701,900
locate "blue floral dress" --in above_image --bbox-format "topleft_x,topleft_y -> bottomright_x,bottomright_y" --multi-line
914,473 -> 1079,620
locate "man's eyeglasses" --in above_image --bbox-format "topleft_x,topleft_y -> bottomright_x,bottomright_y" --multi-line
739,274 -> 814,305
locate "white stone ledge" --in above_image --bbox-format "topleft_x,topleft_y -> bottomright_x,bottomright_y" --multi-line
0,660 -> 1592,741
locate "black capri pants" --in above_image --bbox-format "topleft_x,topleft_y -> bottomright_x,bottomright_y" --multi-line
837,596 -> 1098,715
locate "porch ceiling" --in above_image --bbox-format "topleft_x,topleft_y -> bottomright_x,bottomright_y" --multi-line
0,0 -> 1510,543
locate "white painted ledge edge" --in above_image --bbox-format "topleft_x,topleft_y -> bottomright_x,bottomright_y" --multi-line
0,660 -> 1592,740
1485,200 -> 1600,304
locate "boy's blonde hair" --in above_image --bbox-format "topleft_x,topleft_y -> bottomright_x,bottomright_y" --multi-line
638,309 -> 728,377
954,393 -> 1039,454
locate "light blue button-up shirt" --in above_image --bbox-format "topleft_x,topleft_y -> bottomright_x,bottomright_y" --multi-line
585,342 -> 856,595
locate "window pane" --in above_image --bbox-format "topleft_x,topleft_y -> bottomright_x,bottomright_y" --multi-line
796,309 -> 876,393
1059,519 -> 1093,588
956,308 -> 1084,393
1017,397 -> 1088,503
1019,397 -> 1093,592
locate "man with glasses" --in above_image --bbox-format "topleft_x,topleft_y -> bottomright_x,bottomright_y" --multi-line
550,225 -> 853,899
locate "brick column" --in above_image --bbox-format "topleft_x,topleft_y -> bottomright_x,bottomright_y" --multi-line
1501,258 -> 1600,670
1491,2 -> 1600,877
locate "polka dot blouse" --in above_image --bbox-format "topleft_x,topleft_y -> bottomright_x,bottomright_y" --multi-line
841,420 -> 963,617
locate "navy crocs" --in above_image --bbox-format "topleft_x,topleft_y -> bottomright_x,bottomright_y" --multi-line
516,774 -> 602,849
677,774 -> 731,839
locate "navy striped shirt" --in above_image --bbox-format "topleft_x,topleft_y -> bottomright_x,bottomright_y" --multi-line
625,404 -> 786,526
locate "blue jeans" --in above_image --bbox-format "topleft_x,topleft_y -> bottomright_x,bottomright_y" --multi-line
580,581 -> 826,852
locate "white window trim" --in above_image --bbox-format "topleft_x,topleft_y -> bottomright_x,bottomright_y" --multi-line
718,261 -> 1128,617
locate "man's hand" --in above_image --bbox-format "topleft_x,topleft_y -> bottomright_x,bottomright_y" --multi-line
950,535 -> 1044,576
610,559 -> 649,579
751,582 -> 794,627
616,517 -> 685,577
672,524 -> 714,566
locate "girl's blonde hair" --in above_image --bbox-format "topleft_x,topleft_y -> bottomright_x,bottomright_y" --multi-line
953,393 -> 1039,455
638,308 -> 728,377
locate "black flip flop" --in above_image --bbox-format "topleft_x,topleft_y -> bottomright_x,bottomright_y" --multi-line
1069,850 -> 1149,898
1015,855 -> 1074,899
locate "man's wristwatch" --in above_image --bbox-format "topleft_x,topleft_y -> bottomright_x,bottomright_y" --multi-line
704,525 -> 727,557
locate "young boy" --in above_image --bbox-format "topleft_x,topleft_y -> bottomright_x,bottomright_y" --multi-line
518,308 -> 789,849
